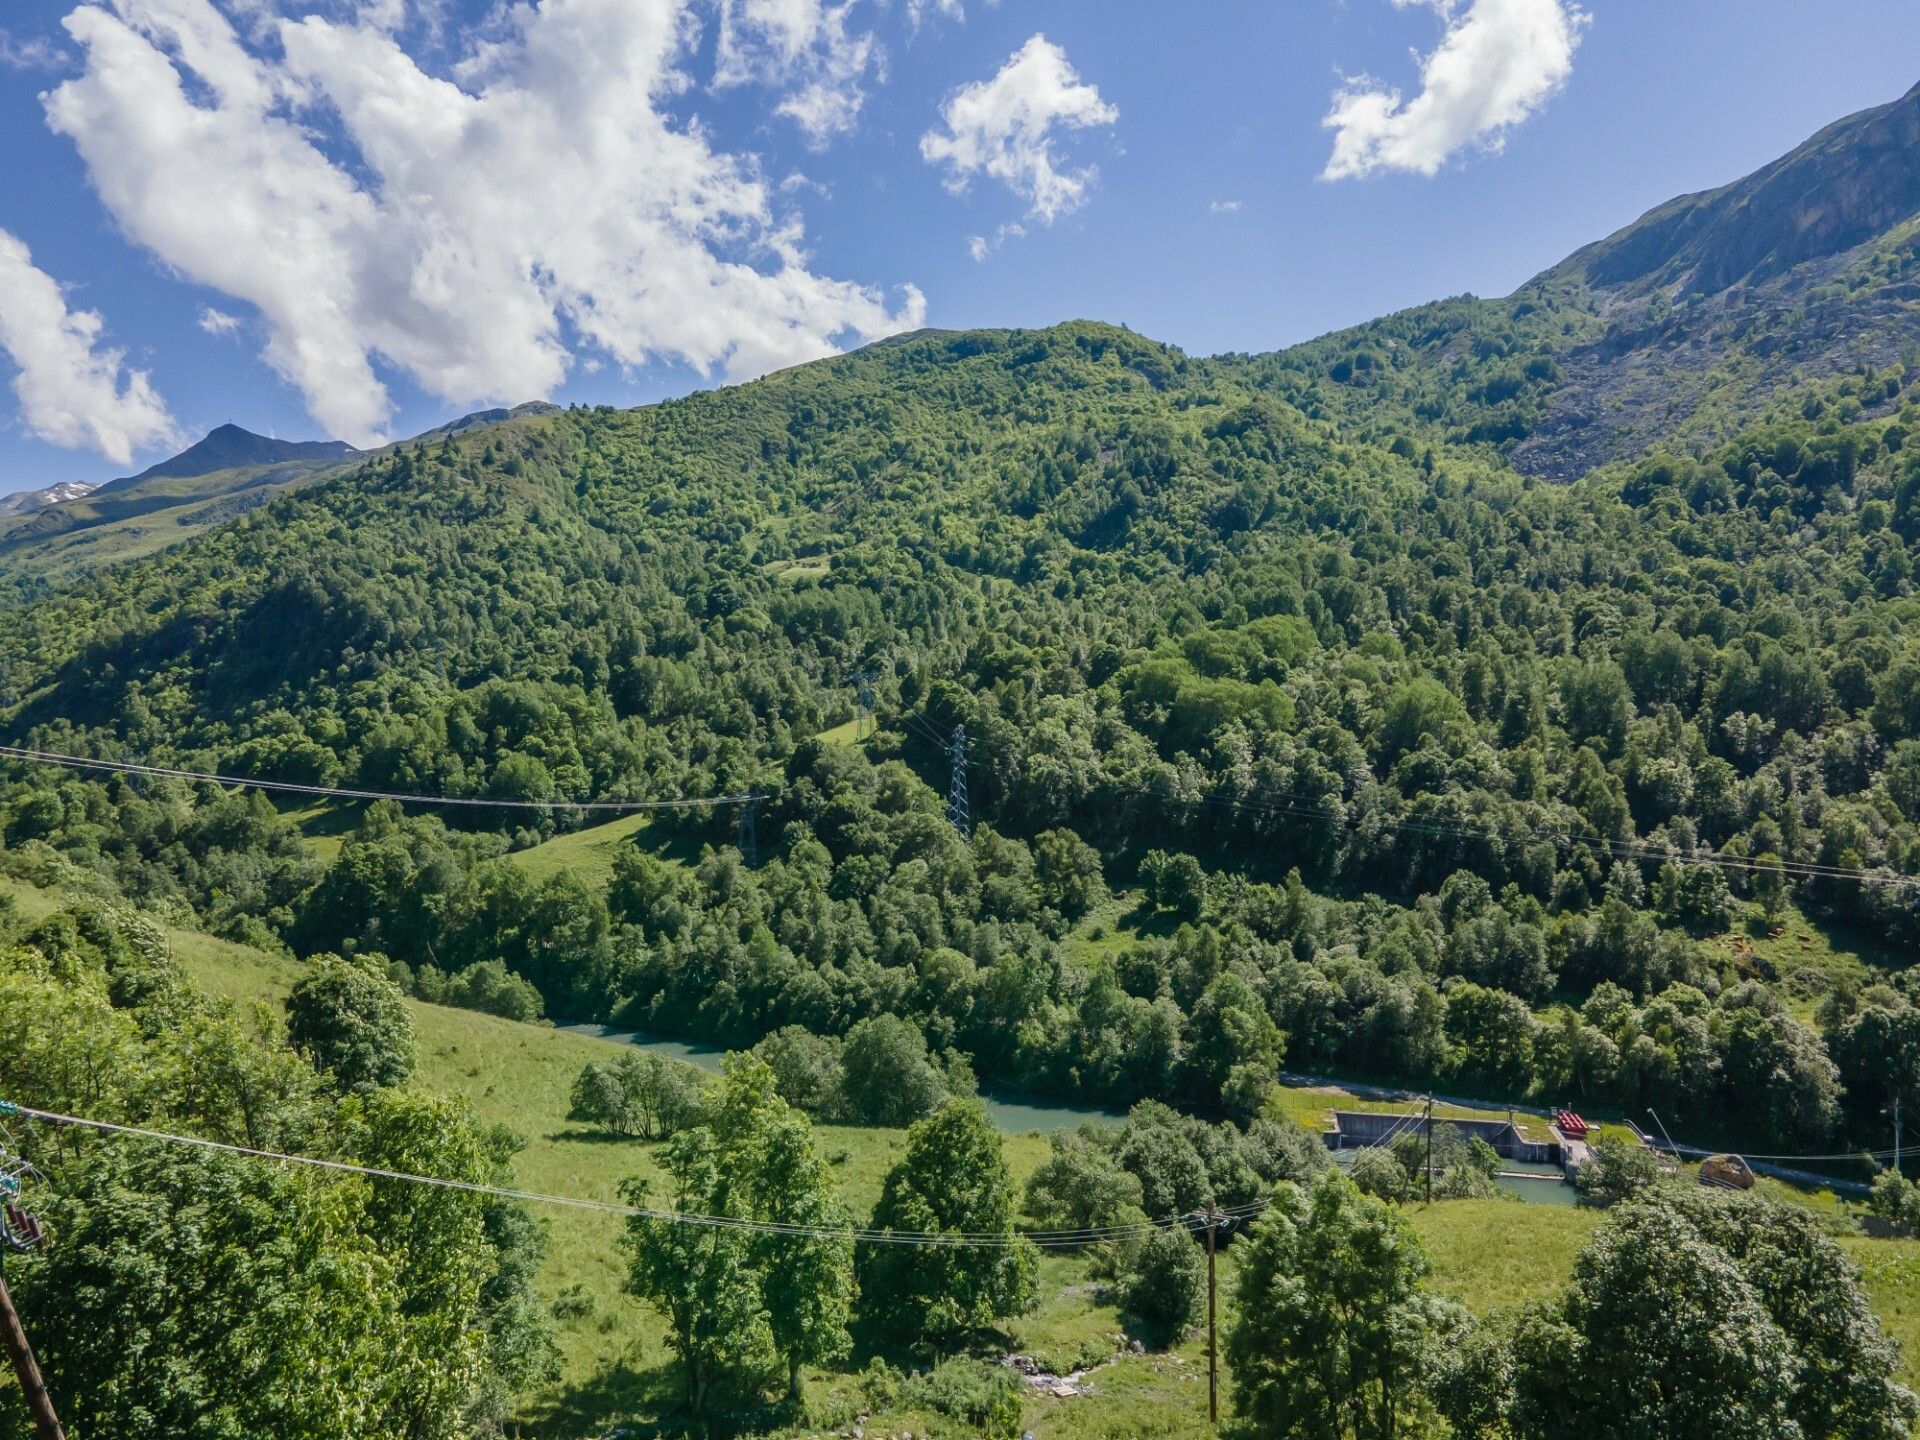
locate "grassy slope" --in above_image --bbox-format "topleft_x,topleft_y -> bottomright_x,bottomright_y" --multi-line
10,874 -> 1920,1434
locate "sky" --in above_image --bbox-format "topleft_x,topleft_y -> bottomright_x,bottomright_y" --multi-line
0,0 -> 1916,496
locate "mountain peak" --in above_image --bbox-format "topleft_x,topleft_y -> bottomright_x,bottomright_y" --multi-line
1550,79 -> 1920,297
100,425 -> 358,494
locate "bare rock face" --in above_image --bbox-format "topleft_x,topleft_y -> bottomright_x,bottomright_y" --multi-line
1558,81 -> 1920,298
1504,81 -> 1920,483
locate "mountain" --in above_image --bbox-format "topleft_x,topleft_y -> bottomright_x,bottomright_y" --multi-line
94,423 -> 357,495
0,479 -> 99,517
1219,80 -> 1920,484
6,86 -> 1920,1440
0,411 -> 537,590
1556,80 -> 1920,295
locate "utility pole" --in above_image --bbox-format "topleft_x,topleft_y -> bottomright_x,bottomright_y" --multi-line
1891,1097 -> 1905,1176
947,726 -> 970,837
1191,1207 -> 1237,1426
0,1141 -> 63,1440
1424,1095 -> 1434,1206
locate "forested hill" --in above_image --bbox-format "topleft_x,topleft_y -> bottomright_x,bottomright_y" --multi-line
5,92 -> 1920,1165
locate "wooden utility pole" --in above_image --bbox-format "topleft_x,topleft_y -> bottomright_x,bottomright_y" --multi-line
0,1262 -> 63,1440
1194,1207 -> 1237,1426
0,1129 -> 63,1440
1205,1213 -> 1218,1424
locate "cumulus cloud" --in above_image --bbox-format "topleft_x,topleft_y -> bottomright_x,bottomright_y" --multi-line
0,227 -> 177,465
44,0 -> 924,446
1322,0 -> 1585,180
1209,198 -> 1242,214
198,306 -> 241,336
920,33 -> 1117,224
714,0 -> 878,145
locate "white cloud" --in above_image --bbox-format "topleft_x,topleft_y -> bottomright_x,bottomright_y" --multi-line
920,33 -> 1117,224
1209,198 -> 1242,214
0,28 -> 67,69
45,0 -> 924,446
1322,0 -> 1585,181
198,305 -> 241,336
965,221 -> 1024,262
0,227 -> 177,465
906,0 -> 963,29
714,0 -> 878,145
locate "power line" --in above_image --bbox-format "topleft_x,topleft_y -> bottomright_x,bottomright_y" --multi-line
0,744 -> 767,815
1158,777 -> 1920,890
0,1101 -> 1264,1251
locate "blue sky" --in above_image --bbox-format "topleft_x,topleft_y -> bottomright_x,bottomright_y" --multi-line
1,0 -> 1916,496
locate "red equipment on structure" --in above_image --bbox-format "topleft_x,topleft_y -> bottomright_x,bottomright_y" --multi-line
1554,1110 -> 1589,1139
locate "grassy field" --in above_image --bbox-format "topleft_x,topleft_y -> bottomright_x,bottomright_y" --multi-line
11,873 -> 1920,1435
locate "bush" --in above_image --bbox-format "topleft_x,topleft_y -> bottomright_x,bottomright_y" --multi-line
567,1052 -> 705,1139
750,1024 -> 842,1116
285,953 -> 415,1093
1349,1147 -> 1410,1202
1575,1136 -> 1665,1209
904,1358 -> 1024,1440
442,959 -> 544,1021
839,1015 -> 948,1126
1120,1226 -> 1205,1348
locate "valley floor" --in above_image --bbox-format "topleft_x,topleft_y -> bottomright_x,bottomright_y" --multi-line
6,874 -> 1917,1439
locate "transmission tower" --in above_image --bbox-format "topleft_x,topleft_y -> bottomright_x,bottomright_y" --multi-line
735,794 -> 762,866
853,668 -> 877,740
947,726 -> 970,837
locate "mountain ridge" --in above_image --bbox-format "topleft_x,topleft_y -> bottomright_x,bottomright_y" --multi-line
95,423 -> 357,496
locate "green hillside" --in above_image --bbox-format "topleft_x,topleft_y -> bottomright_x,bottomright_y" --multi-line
4,86 -> 1920,1440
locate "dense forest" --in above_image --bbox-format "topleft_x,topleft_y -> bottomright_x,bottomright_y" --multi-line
4,306 -> 1919,1153
2,79 -> 1920,1440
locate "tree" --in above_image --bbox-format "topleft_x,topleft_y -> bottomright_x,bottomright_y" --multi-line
1442,981 -> 1536,1094
623,1129 -> 777,1413
1023,1130 -> 1145,1232
1348,1146 -> 1410,1202
1140,849 -> 1208,920
623,1058 -> 854,1412
1033,828 -> 1108,919
1573,1136 -> 1663,1208
15,1143 -> 402,1440
1119,1226 -> 1204,1348
1182,972 -> 1283,1104
859,1100 -> 1038,1349
838,1014 -> 949,1126
1869,1169 -> 1920,1233
1226,1171 -> 1455,1440
1511,1203 -> 1800,1440
441,959 -> 544,1021
284,953 -> 415,1092
709,1056 -> 854,1404
1658,1188 -> 1920,1440
751,1024 -> 844,1116
568,1052 -> 705,1139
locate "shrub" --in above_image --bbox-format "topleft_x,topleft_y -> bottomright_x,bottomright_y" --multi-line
1120,1226 -> 1205,1347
